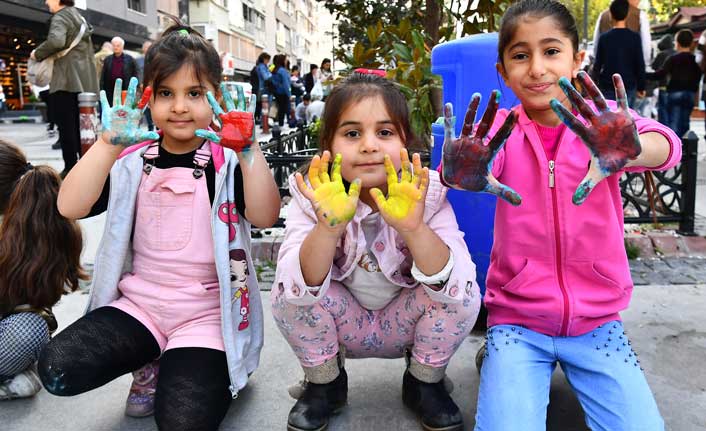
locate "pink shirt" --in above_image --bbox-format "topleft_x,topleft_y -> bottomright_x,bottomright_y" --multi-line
535,122 -> 565,161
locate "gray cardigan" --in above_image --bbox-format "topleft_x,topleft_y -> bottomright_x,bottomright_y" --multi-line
84,143 -> 263,397
34,7 -> 98,95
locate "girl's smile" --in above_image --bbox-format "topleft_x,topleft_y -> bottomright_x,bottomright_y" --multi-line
497,16 -> 584,126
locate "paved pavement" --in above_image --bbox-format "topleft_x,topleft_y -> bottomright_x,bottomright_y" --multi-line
1,118 -> 706,430
2,284 -> 706,431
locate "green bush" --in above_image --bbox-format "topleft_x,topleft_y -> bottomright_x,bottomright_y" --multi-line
624,239 -> 641,260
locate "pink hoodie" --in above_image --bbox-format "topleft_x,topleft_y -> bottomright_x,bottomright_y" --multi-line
483,102 -> 681,336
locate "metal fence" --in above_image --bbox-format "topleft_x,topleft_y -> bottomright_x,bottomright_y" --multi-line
261,127 -> 699,235
621,131 -> 698,235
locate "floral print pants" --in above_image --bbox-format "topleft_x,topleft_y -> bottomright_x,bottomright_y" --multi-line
271,281 -> 479,368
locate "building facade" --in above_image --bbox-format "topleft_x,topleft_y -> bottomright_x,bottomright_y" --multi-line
0,0 -> 334,109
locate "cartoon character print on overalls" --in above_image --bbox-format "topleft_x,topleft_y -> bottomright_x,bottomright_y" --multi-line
229,249 -> 250,331
218,202 -> 239,242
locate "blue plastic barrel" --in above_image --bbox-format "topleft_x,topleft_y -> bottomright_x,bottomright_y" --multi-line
430,33 -> 517,295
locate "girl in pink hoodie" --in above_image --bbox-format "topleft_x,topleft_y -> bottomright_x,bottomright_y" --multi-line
440,1 -> 681,430
273,72 -> 479,431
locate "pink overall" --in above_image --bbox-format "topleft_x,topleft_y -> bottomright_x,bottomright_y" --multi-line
109,142 -> 224,353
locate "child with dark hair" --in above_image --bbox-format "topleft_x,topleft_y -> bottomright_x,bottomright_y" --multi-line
271,53 -> 292,127
295,93 -> 311,126
592,0 -> 646,107
648,29 -> 703,138
440,0 -> 681,429
272,72 -> 479,431
0,140 -> 86,400
38,17 -> 280,430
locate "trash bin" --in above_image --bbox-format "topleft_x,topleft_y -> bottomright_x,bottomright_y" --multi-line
430,32 -> 517,296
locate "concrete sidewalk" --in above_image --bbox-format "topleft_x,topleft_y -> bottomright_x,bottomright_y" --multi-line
1,284 -> 705,430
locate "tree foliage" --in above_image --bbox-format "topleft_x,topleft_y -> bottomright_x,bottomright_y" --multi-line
316,0 -> 513,149
649,0 -> 706,23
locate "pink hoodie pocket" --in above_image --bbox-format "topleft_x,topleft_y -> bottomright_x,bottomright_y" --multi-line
485,258 -> 562,320
566,260 -> 629,319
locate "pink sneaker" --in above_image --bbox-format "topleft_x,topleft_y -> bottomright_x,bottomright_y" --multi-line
125,360 -> 159,417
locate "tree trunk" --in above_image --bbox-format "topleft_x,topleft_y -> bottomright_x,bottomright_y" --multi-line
426,0 -> 443,119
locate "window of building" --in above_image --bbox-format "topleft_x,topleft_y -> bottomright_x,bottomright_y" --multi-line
127,0 -> 145,13
243,4 -> 252,22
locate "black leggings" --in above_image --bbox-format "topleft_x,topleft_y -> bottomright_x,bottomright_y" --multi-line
38,307 -> 232,431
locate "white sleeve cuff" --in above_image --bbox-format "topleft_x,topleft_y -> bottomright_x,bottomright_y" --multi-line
411,250 -> 454,285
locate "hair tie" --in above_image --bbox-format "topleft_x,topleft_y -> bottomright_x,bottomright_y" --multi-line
354,68 -> 386,78
177,29 -> 190,37
24,162 -> 34,173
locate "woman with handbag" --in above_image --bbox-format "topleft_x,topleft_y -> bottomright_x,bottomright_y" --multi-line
31,0 -> 98,177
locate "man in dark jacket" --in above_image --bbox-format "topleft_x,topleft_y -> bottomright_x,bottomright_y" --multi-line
303,64 -> 318,96
100,36 -> 138,108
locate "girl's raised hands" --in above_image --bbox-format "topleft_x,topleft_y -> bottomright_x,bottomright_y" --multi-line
550,71 -> 642,205
441,91 -> 521,206
196,83 -> 256,163
100,77 -> 159,146
370,149 -> 429,233
295,151 -> 361,233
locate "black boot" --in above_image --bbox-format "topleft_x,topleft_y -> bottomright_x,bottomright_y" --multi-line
475,339 -> 487,374
287,368 -> 347,431
402,370 -> 463,431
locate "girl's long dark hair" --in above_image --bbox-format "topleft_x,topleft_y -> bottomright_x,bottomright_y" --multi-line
0,141 -> 86,310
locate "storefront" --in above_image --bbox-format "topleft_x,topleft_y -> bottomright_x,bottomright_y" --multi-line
0,14 -> 48,110
0,0 -> 154,111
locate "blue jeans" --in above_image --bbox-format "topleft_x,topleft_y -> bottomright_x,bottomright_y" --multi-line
667,91 -> 695,139
656,90 -> 670,127
475,321 -> 663,431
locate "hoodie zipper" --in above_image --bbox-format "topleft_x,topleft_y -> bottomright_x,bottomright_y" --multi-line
548,159 -> 570,335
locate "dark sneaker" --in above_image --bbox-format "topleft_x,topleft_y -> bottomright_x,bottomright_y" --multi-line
402,370 -> 463,431
287,368 -> 348,431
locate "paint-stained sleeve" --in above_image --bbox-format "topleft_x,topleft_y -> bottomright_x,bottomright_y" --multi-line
624,107 -> 682,173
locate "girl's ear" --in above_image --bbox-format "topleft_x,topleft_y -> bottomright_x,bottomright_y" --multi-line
496,62 -> 509,85
572,50 -> 586,78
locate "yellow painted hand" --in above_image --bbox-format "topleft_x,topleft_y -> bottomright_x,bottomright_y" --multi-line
295,151 -> 361,230
370,149 -> 429,233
